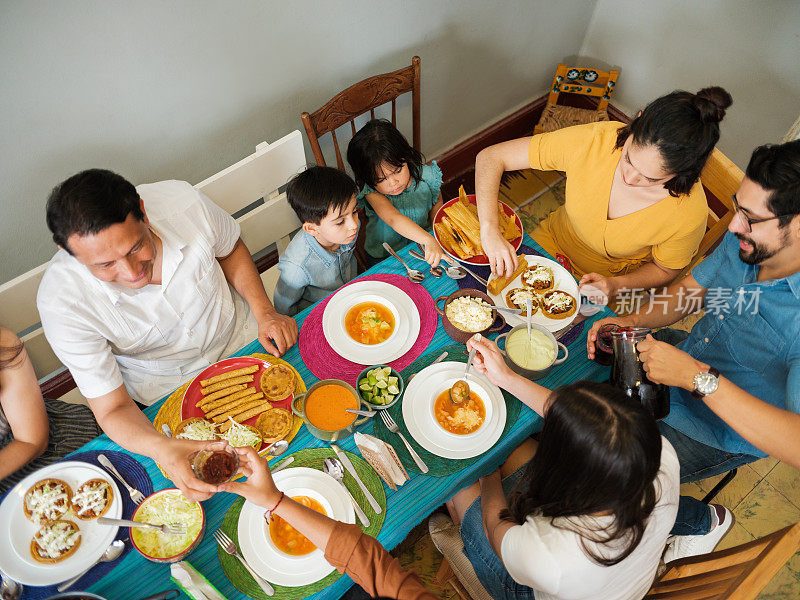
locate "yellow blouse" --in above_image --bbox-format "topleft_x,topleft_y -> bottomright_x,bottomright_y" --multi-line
529,121 -> 708,278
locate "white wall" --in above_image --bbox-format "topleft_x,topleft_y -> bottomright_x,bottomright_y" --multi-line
580,0 -> 800,169
0,0 -> 598,284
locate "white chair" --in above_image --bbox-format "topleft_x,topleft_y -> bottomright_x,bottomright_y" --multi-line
0,130 -> 307,400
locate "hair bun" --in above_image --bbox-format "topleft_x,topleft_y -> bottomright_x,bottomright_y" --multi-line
693,86 -> 732,123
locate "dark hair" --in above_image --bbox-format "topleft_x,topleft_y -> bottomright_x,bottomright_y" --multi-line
286,166 -> 358,224
615,86 -> 732,197
46,169 -> 143,254
347,119 -> 424,190
745,139 -> 800,227
502,381 -> 662,566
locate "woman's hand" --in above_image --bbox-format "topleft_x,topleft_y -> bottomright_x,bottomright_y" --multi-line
585,315 -> 636,359
481,227 -> 518,279
637,334 -> 707,390
421,234 -> 444,268
466,334 -> 514,388
219,446 -> 282,508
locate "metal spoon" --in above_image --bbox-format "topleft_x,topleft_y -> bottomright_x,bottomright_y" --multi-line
383,243 -> 425,282
345,408 -> 377,417
450,344 -> 477,404
411,246 -> 466,279
469,298 -> 523,316
0,568 -> 22,600
260,439 -> 289,458
322,457 -> 370,527
161,424 -> 173,437
525,298 -> 534,341
57,539 -> 125,591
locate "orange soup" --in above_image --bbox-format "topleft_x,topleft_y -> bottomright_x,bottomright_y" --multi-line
345,302 -> 395,345
306,384 -> 358,431
434,389 -> 486,435
269,496 -> 327,555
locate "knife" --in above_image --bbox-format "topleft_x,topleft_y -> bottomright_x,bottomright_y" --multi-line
459,264 -> 489,287
330,445 -> 382,514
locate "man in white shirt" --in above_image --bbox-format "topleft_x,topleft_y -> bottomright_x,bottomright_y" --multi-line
37,169 -> 297,499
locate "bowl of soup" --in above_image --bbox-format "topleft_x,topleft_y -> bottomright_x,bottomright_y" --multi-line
495,324 -> 568,380
343,296 -> 399,346
430,381 -> 491,439
267,488 -> 332,558
291,379 -> 370,441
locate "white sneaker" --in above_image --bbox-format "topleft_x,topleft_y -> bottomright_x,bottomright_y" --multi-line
664,504 -> 734,563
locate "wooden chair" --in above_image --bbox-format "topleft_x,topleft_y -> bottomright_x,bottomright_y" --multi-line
0,130 -> 306,402
300,56 -> 421,269
534,63 -> 620,134
646,522 -> 800,599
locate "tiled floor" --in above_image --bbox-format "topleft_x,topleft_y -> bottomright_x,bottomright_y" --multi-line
393,168 -> 800,599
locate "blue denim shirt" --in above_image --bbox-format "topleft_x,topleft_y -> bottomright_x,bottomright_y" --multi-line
664,232 -> 800,456
273,229 -> 358,316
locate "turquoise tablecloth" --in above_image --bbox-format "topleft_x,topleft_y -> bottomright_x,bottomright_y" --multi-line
74,236 -> 612,600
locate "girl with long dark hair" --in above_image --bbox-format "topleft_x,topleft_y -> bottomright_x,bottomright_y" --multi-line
445,335 -> 679,600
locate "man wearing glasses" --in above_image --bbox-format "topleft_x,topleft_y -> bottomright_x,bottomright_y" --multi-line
587,139 -> 800,561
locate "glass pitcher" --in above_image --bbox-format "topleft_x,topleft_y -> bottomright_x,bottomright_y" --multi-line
610,327 -> 670,420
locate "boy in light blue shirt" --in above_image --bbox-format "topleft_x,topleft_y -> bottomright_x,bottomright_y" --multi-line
273,166 -> 360,316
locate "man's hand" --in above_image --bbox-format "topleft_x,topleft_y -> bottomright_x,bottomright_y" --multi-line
158,438 -> 220,501
637,334 -> 707,390
466,333 -> 514,388
579,273 -> 618,305
257,311 -> 298,357
481,227 -> 518,279
219,446 -> 281,508
586,315 -> 636,359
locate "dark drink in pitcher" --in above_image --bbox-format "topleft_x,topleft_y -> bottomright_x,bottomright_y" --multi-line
610,328 -> 670,420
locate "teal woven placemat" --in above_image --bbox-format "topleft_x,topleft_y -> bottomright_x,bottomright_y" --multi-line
372,344 -> 522,476
217,448 -> 386,599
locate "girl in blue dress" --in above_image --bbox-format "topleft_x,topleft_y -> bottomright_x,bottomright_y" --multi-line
347,119 -> 445,266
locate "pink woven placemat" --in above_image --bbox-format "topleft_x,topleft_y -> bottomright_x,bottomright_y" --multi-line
299,274 -> 436,384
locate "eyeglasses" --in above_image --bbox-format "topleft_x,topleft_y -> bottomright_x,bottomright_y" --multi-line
730,194 -> 791,233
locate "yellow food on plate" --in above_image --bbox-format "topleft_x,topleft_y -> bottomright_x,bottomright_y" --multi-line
487,256 -> 529,296
23,478 -> 72,523
219,419 -> 263,450
211,397 -> 269,424
260,364 -> 296,401
521,265 -> 555,291
200,365 -> 259,387
204,391 -> 264,419
199,383 -> 248,405
201,376 -> 254,395
174,417 -> 218,440
269,495 -> 327,555
541,290 -> 577,319
434,389 -> 486,435
255,408 -> 293,443
344,301 -> 395,345
131,490 -> 203,561
30,519 -> 81,563
70,479 -> 113,520
505,287 -> 540,311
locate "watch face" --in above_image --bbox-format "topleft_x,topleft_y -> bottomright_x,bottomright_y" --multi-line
696,372 -> 718,395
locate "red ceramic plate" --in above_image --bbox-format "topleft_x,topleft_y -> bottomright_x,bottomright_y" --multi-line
433,194 -> 523,265
180,357 -> 293,426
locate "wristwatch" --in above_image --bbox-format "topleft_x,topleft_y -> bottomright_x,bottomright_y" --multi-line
691,367 -> 720,399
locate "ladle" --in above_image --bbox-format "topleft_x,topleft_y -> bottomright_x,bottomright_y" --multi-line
450,340 -> 478,404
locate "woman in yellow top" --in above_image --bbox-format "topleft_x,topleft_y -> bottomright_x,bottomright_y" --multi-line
476,87 -> 732,306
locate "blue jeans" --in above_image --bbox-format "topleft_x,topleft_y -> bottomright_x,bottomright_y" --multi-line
653,328 -> 759,536
460,467 -> 537,600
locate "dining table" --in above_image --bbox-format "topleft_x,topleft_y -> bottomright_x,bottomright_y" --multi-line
23,235 -> 613,600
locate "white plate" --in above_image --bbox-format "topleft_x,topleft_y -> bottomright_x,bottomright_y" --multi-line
401,362 -> 506,459
237,467 -> 355,587
486,255 -> 580,332
0,461 -> 122,585
322,281 -> 421,365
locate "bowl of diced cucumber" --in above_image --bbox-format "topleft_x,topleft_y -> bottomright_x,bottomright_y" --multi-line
356,365 -> 404,409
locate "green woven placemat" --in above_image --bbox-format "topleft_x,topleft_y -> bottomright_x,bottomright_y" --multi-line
372,344 -> 522,477
217,447 -> 386,599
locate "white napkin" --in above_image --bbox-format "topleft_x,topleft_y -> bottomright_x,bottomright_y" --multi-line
354,432 -> 408,487
171,561 -> 228,600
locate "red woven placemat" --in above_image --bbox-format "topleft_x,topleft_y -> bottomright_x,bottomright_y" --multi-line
299,274 -> 436,384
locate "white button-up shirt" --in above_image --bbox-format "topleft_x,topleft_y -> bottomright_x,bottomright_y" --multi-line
38,180 -> 255,405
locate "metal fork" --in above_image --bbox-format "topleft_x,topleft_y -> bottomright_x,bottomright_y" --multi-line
97,516 -> 186,535
98,454 -> 145,504
213,529 -> 274,596
379,411 -> 429,473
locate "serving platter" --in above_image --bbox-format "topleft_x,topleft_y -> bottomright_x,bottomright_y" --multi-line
237,467 -> 355,587
0,461 -> 122,585
401,362 -> 506,459
433,194 -> 523,266
322,281 -> 421,365
486,254 -> 580,332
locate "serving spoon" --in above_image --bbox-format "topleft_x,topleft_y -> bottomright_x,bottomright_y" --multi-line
260,439 -> 289,458
450,340 -> 478,404
383,243 -> 425,283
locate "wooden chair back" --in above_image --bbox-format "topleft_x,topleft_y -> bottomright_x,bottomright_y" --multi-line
646,522 -> 800,599
300,56 -> 421,170
680,148 -> 741,279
